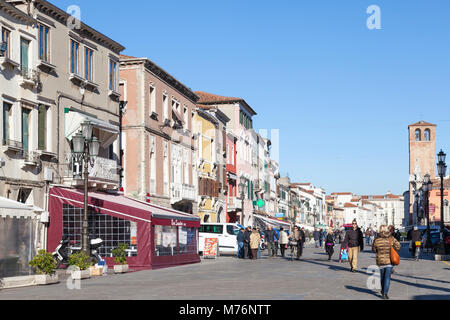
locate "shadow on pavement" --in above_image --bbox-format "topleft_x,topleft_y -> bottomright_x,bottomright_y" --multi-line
412,294 -> 450,300
344,285 -> 380,298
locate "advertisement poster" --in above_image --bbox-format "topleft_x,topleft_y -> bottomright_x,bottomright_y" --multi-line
203,238 -> 218,259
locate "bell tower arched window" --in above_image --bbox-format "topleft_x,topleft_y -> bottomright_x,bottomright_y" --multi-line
415,129 -> 421,141
424,129 -> 430,141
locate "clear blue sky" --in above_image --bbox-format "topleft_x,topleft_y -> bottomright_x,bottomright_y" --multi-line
54,0 -> 450,196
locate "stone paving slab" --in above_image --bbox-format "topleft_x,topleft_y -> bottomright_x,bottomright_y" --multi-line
0,243 -> 448,300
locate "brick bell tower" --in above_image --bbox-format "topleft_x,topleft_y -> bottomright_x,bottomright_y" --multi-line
408,121 -> 437,225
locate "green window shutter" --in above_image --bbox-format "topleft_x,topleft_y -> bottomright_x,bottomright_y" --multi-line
38,105 -> 46,150
22,108 -> 30,152
251,182 -> 254,200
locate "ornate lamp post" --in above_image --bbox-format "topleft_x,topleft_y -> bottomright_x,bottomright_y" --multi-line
238,180 -> 247,226
423,174 -> 432,251
436,150 -> 447,255
72,121 -> 100,254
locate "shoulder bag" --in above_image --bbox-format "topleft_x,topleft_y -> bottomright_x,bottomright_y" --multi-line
389,237 -> 400,266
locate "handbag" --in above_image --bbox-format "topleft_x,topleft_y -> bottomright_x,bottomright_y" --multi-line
389,238 -> 400,266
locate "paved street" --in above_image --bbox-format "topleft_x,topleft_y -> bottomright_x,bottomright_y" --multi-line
1,243 -> 448,300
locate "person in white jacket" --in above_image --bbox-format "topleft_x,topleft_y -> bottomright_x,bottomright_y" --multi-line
279,227 -> 289,257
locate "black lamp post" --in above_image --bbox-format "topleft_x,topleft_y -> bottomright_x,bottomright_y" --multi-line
239,180 -> 247,226
72,121 -> 100,254
423,174 -> 432,251
436,150 -> 447,255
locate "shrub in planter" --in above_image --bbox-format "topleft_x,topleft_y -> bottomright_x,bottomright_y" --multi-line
29,250 -> 59,285
68,251 -> 93,280
112,243 -> 129,273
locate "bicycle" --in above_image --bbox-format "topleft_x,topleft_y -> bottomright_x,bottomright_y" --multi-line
289,240 -> 298,261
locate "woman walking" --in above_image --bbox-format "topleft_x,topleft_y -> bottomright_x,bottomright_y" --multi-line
279,227 -> 289,257
325,228 -> 335,261
250,228 -> 261,260
372,225 -> 401,300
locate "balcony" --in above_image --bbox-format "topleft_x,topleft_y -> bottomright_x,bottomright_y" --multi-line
19,68 -> 40,89
63,155 -> 119,190
2,139 -> 22,154
227,196 -> 243,211
20,151 -> 40,168
170,183 -> 196,205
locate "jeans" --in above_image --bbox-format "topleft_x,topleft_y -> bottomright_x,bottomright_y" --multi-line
379,266 -> 393,295
237,242 -> 244,258
366,237 -> 370,245
315,240 -> 320,248
413,245 -> 420,260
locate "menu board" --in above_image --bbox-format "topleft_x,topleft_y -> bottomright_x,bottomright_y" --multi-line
203,238 -> 218,259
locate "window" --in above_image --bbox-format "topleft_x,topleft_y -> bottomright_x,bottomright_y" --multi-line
424,129 -> 430,141
163,94 -> 168,120
183,106 -> 188,128
414,129 -> 421,141
62,204 -> 138,258
199,225 -> 223,234
84,47 -> 93,81
109,59 -> 117,91
154,225 -> 177,256
70,39 -> 79,74
150,136 -> 156,194
149,86 -> 156,115
3,102 -> 12,143
1,28 -> 10,58
38,24 -> 50,62
20,38 -> 30,77
38,104 -> 47,150
21,108 -> 31,152
226,225 -> 240,236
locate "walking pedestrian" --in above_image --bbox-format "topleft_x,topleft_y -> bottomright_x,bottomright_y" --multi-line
257,228 -> 262,259
325,228 -> 335,261
264,225 -> 279,258
301,227 -> 306,248
344,220 -> 364,272
319,229 -> 324,248
365,228 -> 371,246
372,225 -> 401,300
243,226 -> 252,259
274,228 -> 280,256
279,227 -> 289,258
250,228 -> 261,260
313,229 -> 320,248
236,228 -> 245,258
289,226 -> 302,260
370,229 -> 375,245
409,226 -> 422,261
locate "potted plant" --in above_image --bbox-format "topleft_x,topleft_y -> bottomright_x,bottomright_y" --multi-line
29,250 -> 59,285
68,251 -> 93,280
112,243 -> 129,274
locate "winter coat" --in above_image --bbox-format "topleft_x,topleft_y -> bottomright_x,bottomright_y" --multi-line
344,228 -> 364,250
410,230 -> 421,243
279,231 -> 289,245
250,231 -> 261,249
265,229 -> 279,243
290,229 -> 302,242
372,231 -> 401,266
325,234 -> 334,246
313,231 -> 320,241
244,230 -> 251,243
237,231 -> 245,243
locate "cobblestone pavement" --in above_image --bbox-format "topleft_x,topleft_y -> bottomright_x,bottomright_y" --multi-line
1,243 -> 449,300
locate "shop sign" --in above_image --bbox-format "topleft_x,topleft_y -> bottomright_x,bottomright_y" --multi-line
171,219 -> 186,227
203,238 -> 218,259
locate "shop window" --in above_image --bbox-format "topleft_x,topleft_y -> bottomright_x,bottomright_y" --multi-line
154,225 -> 177,256
178,227 -> 197,255
62,204 -> 138,258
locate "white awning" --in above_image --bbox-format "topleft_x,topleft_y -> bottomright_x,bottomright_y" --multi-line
65,110 -> 119,148
0,197 -> 37,218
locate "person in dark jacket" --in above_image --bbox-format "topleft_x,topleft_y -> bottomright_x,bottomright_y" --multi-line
409,226 -> 422,261
313,229 -> 320,248
243,226 -> 252,259
265,225 -> 279,258
344,220 -> 364,272
325,228 -> 335,260
236,228 -> 245,258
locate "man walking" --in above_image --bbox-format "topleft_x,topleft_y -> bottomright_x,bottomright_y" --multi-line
409,226 -> 422,261
243,226 -> 252,259
344,220 -> 364,272
279,227 -> 289,257
236,228 -> 245,258
313,229 -> 320,248
289,226 -> 302,260
265,225 -> 279,258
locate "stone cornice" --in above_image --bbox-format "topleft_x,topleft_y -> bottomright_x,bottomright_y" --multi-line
32,0 -> 125,54
0,1 -> 35,25
120,57 -> 199,104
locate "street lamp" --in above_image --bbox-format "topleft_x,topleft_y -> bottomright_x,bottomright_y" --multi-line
238,180 -> 247,226
72,121 -> 100,254
423,174 -> 433,251
436,150 -> 447,255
